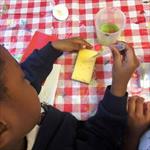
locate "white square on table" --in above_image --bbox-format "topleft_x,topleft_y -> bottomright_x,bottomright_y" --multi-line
9,0 -> 17,4
103,64 -> 112,72
33,7 -> 40,13
56,96 -> 64,104
4,30 -> 12,37
85,3 -> 93,9
131,23 -> 139,30
86,26 -> 94,32
128,11 -> 137,18
72,3 -> 79,9
18,30 -> 26,36
86,14 -> 93,20
134,48 -> 143,56
45,16 -> 53,23
32,18 -> 40,24
58,28 -> 66,34
72,15 -> 79,21
104,78 -> 112,86
72,81 -> 81,88
132,35 -> 141,43
16,42 -> 24,49
127,0 -> 135,6
112,1 -> 121,7
45,28 -> 52,35
89,95 -> 98,104
72,96 -> 81,104
21,0 -> 29,4
20,8 -> 28,14
8,8 -> 16,14
72,27 -> 79,34
98,2 -> 106,8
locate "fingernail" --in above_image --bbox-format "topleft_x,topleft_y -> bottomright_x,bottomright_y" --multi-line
82,45 -> 86,48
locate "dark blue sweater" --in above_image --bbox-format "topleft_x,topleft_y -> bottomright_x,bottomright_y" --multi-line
21,42 -> 127,150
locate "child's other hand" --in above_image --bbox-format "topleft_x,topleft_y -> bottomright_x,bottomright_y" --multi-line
123,96 -> 150,150
127,96 -> 150,138
110,42 -> 139,96
52,37 -> 92,52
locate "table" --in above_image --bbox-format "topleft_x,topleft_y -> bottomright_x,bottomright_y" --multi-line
0,0 -> 150,120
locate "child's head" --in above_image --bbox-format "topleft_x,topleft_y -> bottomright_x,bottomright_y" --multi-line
0,45 -> 41,149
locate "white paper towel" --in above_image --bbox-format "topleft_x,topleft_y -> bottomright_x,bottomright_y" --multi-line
38,64 -> 61,105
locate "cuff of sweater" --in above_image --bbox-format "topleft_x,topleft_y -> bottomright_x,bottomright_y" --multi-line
37,42 -> 63,62
101,85 -> 128,116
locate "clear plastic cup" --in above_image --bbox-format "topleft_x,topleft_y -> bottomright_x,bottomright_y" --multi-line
95,7 -> 126,46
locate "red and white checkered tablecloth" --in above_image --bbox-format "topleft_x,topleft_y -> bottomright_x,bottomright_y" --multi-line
0,0 -> 150,120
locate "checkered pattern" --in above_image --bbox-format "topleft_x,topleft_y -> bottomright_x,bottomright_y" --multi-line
0,0 -> 150,120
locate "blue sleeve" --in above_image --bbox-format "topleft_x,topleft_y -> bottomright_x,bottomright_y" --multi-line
21,42 -> 63,93
77,86 -> 128,150
32,86 -> 128,150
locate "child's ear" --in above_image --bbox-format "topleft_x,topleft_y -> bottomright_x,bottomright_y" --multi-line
0,121 -> 8,135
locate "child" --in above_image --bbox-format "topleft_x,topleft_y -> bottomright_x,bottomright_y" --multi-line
0,37 -> 139,150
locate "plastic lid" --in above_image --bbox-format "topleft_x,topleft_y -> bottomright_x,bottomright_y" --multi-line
52,4 -> 69,21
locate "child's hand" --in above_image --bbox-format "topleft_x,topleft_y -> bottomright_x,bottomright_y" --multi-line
123,96 -> 150,150
110,42 -> 139,96
52,37 -> 92,52
127,96 -> 150,137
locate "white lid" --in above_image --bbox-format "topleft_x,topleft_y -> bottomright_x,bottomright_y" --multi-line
52,4 -> 69,21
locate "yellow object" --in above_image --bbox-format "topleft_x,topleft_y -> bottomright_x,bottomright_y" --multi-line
118,34 -> 125,41
72,49 -> 97,84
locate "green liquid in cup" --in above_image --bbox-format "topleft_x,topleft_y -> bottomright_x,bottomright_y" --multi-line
100,23 -> 119,33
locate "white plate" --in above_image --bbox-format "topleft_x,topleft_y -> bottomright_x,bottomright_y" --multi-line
52,4 -> 69,21
39,64 -> 61,105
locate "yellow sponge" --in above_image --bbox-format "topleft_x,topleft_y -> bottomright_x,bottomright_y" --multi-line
71,49 -> 97,84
